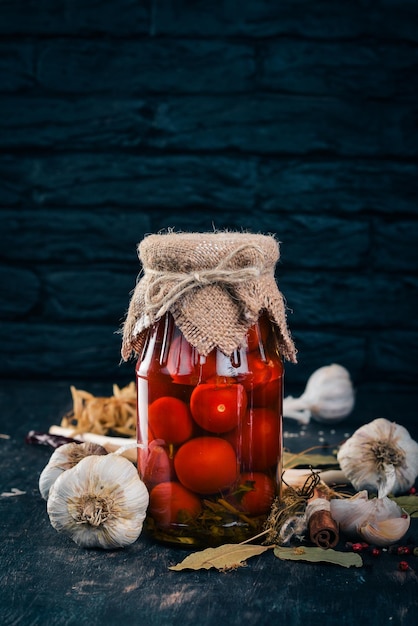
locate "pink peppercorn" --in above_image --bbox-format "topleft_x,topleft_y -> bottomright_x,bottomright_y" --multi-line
351,543 -> 364,552
398,561 -> 409,572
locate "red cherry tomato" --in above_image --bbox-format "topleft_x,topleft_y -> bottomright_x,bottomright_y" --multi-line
252,370 -> 283,408
190,383 -> 247,433
148,396 -> 193,445
149,481 -> 202,527
239,351 -> 275,390
138,371 -> 191,405
238,472 -> 276,516
174,436 -> 238,494
143,442 -> 176,489
227,408 -> 280,471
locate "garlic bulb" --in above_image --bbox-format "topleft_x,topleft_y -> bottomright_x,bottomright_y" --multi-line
283,364 -> 355,424
337,418 -> 418,497
330,490 -> 410,547
39,441 -> 108,500
47,454 -> 149,549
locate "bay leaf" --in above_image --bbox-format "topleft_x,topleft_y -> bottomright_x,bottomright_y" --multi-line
389,495 -> 418,517
274,546 -> 363,568
169,544 -> 273,572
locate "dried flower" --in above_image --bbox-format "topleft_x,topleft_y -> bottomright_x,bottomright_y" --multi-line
283,364 -> 355,425
330,490 -> 410,547
337,418 -> 418,497
47,453 -> 149,549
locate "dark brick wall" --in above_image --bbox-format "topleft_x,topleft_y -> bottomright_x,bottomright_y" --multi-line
1,0 -> 417,392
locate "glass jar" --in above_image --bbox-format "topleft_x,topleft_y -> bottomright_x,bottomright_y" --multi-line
121,231 -> 296,547
136,311 -> 284,547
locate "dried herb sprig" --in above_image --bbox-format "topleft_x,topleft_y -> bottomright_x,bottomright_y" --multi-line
263,471 -> 321,545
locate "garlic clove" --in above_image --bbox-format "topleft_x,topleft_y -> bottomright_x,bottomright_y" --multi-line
330,491 -> 410,547
283,364 -> 355,424
359,516 -> 411,547
337,418 -> 418,496
47,453 -> 149,549
39,441 -> 108,500
328,490 -> 370,536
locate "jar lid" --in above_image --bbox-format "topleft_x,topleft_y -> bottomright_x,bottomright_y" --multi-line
121,231 -> 296,362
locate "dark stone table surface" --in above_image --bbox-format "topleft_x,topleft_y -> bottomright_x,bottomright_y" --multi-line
1,380 -> 417,626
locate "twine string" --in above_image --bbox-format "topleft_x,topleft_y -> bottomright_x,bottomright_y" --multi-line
142,244 -> 268,320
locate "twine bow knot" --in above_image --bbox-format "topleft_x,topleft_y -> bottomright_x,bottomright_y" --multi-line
141,244 -> 267,323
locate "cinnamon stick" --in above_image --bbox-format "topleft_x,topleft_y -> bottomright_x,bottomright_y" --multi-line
305,486 -> 339,549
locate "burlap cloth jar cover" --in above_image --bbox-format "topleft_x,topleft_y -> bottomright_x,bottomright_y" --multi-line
121,231 -> 297,364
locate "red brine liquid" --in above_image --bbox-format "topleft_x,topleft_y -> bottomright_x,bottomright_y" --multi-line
136,312 -> 284,547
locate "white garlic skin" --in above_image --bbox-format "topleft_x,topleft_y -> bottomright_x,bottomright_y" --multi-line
330,490 -> 410,547
47,454 -> 149,549
337,418 -> 418,496
39,441 -> 108,500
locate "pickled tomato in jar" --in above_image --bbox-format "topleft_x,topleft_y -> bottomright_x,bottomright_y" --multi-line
136,313 -> 283,547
